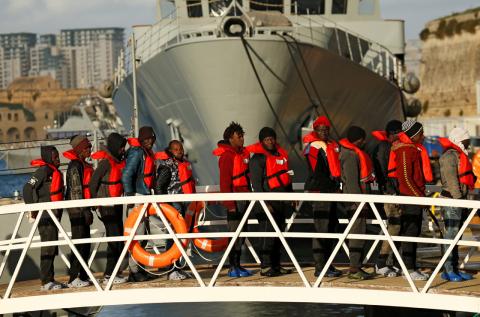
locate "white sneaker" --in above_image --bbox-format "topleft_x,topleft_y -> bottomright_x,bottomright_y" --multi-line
68,277 -> 90,288
375,265 -> 398,277
103,275 -> 128,285
40,281 -> 67,291
168,270 -> 187,281
403,270 -> 428,281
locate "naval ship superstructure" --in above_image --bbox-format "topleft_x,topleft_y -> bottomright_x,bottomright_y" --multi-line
113,0 -> 408,184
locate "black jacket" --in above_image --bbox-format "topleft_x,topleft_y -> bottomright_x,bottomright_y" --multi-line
304,145 -> 339,193
89,148 -> 123,199
23,166 -> 63,219
249,151 -> 293,193
372,141 -> 397,194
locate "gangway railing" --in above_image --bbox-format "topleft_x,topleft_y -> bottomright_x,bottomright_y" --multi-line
0,193 -> 479,314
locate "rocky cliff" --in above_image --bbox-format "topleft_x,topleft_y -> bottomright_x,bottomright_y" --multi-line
416,7 -> 480,118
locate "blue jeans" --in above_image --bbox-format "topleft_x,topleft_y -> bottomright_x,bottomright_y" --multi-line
441,206 -> 465,273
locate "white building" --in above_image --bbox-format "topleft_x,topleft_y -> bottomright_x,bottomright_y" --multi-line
0,33 -> 37,88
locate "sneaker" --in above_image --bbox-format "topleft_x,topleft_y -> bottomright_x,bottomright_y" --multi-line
40,281 -> 67,291
375,265 -> 398,277
314,266 -> 342,278
228,267 -> 241,278
103,275 -> 128,285
168,270 -> 187,281
68,277 -> 90,288
403,270 -> 428,281
176,269 -> 192,279
348,269 -> 373,280
128,271 -> 155,282
457,271 -> 473,281
441,271 -> 463,282
276,267 -> 293,275
237,266 -> 253,277
260,267 -> 282,277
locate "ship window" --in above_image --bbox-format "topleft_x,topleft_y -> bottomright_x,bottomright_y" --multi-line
292,0 -> 325,14
332,0 -> 347,14
358,0 -> 375,15
187,0 -> 203,17
250,0 -> 284,14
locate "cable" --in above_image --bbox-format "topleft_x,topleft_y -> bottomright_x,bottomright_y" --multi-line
284,34 -> 341,138
240,36 -> 303,161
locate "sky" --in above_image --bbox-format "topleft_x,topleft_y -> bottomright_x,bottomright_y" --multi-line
0,0 -> 479,40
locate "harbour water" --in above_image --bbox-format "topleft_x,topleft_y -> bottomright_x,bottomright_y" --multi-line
99,303 -> 365,317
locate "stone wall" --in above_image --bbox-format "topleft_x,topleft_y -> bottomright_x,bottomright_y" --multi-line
417,8 -> 480,118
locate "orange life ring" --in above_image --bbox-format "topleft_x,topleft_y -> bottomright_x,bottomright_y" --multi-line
185,201 -> 229,253
124,203 -> 188,268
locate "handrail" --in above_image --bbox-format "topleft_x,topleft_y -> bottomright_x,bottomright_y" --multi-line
0,191 -> 478,313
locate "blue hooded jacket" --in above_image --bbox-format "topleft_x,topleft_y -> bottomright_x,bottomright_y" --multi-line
122,144 -> 154,195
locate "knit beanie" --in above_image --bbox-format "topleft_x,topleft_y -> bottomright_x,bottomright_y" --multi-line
70,135 -> 91,155
41,146 -> 58,164
449,127 -> 470,154
385,120 -> 402,135
259,127 -> 277,141
107,133 -> 127,160
346,126 -> 366,143
138,126 -> 156,142
402,120 -> 423,138
313,116 -> 331,129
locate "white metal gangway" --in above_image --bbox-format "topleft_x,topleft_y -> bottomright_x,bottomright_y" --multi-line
0,192 -> 479,314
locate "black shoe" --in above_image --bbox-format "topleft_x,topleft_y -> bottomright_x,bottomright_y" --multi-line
260,267 -> 282,277
348,269 -> 374,280
128,272 -> 151,282
275,267 -> 293,275
314,266 -> 342,278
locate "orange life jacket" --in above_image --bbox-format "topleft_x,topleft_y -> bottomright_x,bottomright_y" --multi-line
438,138 -> 475,189
213,145 -> 250,187
473,151 -> 480,189
371,130 -> 388,142
127,138 -> 155,189
302,132 -> 341,178
30,159 -> 64,201
63,150 -> 93,199
339,138 -> 375,183
387,132 -> 433,182
91,151 -> 126,197
247,142 -> 292,190
155,152 -> 196,194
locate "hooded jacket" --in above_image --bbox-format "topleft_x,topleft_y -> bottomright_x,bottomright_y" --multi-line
90,146 -> 126,198
122,139 -> 155,195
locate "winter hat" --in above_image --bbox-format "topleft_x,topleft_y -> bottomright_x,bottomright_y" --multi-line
313,116 -> 331,129
385,120 -> 402,135
41,146 -> 58,164
346,126 -> 366,143
107,133 -> 127,160
259,127 -> 277,141
138,126 -> 156,142
70,135 -> 91,155
402,120 -> 423,138
449,127 -> 470,154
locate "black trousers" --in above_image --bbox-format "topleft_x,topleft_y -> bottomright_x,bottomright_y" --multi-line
227,200 -> 248,268
99,205 -> 124,277
312,201 -> 339,271
345,202 -> 367,270
400,204 -> 423,270
38,217 -> 59,285
256,201 -> 286,269
68,209 -> 91,282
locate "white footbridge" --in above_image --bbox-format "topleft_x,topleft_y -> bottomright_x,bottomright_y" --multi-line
0,190 -> 479,315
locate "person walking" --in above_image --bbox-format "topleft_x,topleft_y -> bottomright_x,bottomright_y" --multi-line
213,122 -> 252,277
90,133 -> 129,285
248,127 -> 293,277
438,127 -> 474,282
122,126 -> 157,282
302,116 -> 342,277
23,146 -> 66,290
339,126 -> 375,280
63,135 -> 94,288
155,140 -> 196,280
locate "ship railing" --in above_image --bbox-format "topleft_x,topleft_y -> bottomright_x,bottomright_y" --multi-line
117,5 -> 401,84
0,192 -> 479,306
289,14 -> 401,82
